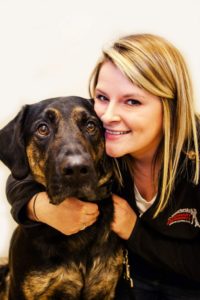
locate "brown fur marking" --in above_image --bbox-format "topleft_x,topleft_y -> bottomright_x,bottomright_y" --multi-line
23,263 -> 85,299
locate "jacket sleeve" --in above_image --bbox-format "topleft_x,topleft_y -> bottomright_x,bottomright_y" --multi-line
126,218 -> 200,283
6,174 -> 45,227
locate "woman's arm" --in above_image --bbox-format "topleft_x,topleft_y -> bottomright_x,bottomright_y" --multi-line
6,174 -> 45,226
6,174 -> 99,234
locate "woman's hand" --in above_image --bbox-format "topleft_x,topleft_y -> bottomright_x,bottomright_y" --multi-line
111,194 -> 137,240
27,192 -> 99,235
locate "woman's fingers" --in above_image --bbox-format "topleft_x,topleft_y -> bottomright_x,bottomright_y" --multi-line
30,193 -> 100,235
81,201 -> 99,215
111,194 -> 137,240
56,197 -> 99,234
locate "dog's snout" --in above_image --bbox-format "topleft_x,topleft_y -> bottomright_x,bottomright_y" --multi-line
63,164 -> 89,177
62,155 -> 92,179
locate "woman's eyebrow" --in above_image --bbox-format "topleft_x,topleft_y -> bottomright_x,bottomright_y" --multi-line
117,92 -> 146,101
123,93 -> 144,98
95,88 -> 106,93
94,88 -> 109,96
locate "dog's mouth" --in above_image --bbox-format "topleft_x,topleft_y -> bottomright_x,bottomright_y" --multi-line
48,186 -> 98,205
46,177 -> 99,205
46,171 -> 113,205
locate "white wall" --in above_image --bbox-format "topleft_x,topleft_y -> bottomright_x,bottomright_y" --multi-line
0,0 -> 200,257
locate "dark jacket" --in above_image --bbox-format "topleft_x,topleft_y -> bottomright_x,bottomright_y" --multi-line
117,160 -> 200,290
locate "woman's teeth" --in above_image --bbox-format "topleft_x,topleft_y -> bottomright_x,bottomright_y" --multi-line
106,129 -> 131,135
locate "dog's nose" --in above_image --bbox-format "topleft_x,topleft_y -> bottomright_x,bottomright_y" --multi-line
62,155 -> 92,179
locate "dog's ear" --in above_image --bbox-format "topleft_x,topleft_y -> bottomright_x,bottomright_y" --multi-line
0,105 -> 30,179
88,98 -> 94,106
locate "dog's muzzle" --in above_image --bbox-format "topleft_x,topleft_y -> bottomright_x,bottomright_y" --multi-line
46,152 -> 98,204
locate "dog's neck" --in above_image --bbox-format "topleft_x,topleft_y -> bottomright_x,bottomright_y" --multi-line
97,172 -> 113,200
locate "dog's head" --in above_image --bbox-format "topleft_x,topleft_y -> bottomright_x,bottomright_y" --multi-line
0,96 -> 113,204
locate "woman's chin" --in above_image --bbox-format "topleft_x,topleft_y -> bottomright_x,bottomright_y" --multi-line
105,146 -> 124,158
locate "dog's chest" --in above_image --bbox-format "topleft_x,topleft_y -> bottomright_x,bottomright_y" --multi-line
19,207 -> 123,300
22,248 -> 123,300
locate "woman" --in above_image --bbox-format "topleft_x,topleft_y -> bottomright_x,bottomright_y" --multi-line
6,34 -> 200,299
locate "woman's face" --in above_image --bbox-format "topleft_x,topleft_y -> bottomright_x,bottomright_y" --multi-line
94,61 -> 163,160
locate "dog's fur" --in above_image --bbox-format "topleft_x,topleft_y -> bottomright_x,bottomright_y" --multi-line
0,96 -> 123,300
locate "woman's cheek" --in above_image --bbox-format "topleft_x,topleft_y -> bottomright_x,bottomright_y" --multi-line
94,102 -> 103,119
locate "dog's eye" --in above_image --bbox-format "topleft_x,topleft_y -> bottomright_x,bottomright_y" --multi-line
86,121 -> 96,134
37,124 -> 50,136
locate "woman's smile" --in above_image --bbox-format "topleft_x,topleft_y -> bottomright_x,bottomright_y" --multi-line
105,128 -> 132,138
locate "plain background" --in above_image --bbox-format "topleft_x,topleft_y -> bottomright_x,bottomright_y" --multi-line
0,0 -> 200,257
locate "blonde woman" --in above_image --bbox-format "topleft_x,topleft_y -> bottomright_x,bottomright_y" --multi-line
6,34 -> 200,299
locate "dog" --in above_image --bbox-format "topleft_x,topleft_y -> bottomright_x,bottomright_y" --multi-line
0,96 -> 123,300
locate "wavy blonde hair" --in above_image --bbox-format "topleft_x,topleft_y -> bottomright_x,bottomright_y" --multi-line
89,33 -> 199,217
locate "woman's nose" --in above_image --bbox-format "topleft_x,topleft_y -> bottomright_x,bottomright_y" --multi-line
101,102 -> 121,123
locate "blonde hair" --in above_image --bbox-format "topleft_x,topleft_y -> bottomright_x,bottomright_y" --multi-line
89,33 -> 199,217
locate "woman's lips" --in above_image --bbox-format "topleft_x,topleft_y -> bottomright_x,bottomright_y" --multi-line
105,129 -> 131,139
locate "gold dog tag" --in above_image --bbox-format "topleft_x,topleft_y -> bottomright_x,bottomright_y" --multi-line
123,249 -> 134,288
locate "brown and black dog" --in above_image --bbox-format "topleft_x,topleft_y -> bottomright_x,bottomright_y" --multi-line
0,96 -> 123,300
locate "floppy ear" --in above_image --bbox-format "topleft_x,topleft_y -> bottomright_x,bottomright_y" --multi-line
88,98 -> 94,106
0,105 -> 30,179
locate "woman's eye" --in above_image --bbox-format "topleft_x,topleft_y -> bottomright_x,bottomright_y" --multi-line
37,124 -> 50,136
95,94 -> 108,102
126,99 -> 141,106
86,121 -> 96,134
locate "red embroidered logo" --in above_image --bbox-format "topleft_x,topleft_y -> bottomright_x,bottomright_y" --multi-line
167,208 -> 200,227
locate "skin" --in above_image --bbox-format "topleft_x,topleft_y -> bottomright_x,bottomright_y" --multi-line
28,192 -> 99,235
28,61 -> 163,240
